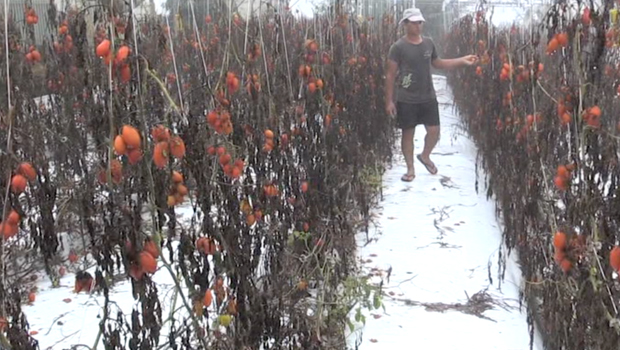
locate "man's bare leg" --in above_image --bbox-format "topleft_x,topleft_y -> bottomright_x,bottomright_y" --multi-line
401,127 -> 416,180
418,125 -> 439,174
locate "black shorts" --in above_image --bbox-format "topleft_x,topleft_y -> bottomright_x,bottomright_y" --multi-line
396,100 -> 440,129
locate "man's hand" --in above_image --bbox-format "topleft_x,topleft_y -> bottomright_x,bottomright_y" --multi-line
461,55 -> 478,66
386,102 -> 397,117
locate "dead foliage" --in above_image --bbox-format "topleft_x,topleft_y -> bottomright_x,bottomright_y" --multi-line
0,1 -> 397,348
444,4 -> 620,350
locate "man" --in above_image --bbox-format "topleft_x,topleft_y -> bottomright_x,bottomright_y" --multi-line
385,8 -> 478,182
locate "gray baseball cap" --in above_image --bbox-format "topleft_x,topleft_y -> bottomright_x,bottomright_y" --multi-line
400,8 -> 426,25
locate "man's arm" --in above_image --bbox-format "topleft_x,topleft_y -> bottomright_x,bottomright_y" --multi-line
384,59 -> 398,105
432,55 -> 478,70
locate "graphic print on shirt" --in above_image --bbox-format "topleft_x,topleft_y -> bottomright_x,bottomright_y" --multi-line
399,68 -> 420,94
402,74 -> 412,89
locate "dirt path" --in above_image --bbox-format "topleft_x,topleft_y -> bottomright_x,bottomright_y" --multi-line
351,75 -> 544,350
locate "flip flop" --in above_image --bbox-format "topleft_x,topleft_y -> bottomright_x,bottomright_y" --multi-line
417,155 -> 438,175
401,174 -> 415,182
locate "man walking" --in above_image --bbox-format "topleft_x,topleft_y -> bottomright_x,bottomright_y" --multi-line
385,8 -> 477,182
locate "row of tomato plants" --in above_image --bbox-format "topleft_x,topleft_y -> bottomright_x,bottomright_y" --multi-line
0,2 -> 396,349
445,5 -> 620,350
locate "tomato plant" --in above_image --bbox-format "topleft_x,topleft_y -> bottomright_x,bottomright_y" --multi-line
445,4 -> 620,349
0,1 -> 396,348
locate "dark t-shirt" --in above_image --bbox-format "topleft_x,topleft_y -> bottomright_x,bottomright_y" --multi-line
387,37 -> 438,104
